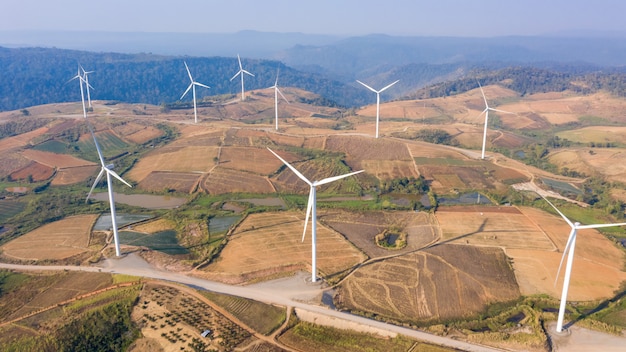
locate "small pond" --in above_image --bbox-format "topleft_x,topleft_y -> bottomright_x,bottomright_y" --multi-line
119,230 -> 188,255
93,214 -> 153,231
437,192 -> 493,206
90,192 -> 187,209
209,215 -> 241,234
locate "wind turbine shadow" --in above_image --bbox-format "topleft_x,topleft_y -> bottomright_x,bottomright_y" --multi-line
563,287 -> 626,330
325,218 -> 488,285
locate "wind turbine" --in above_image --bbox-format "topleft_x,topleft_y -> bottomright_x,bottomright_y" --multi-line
80,65 -> 95,109
68,66 -> 90,118
540,194 -> 626,332
230,54 -> 254,101
86,125 -> 133,257
180,61 -> 210,124
267,148 -> 363,283
269,70 -> 289,130
475,81 -> 514,160
356,79 -> 399,138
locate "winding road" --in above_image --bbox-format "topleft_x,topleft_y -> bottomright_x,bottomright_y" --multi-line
0,254 -> 504,352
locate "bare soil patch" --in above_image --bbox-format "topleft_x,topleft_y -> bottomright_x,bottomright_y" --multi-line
51,165 -> 100,185
128,146 -> 218,182
360,159 -> 418,180
203,167 -> 275,194
336,244 -> 520,322
325,135 -> 412,169
9,160 -> 54,182
0,126 -> 49,153
219,147 -> 299,175
21,149 -> 96,168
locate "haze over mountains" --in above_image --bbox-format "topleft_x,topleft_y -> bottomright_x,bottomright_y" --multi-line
2,30 -> 626,112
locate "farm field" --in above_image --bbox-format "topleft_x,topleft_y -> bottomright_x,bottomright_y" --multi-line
0,126 -> 49,153
8,160 -> 54,182
557,125 -> 626,145
200,212 -> 367,284
21,148 -> 96,168
549,147 -> 626,183
137,171 -> 201,193
76,129 -> 130,157
128,146 -> 218,182
336,244 -> 520,322
219,146 -> 301,175
320,210 -> 438,258
89,192 -> 187,209
51,165 -> 100,185
0,214 -> 99,261
0,199 -> 26,223
202,167 -> 275,194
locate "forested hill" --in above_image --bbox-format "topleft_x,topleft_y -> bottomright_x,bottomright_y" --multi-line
4,46 -> 626,112
0,47 -> 371,112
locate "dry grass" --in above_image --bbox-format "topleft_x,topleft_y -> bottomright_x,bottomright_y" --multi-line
0,126 -> 49,153
549,147 -> 626,183
201,212 -> 367,284
203,167 -> 275,194
132,218 -> 176,234
51,165 -> 100,185
219,147 -> 300,175
128,146 -> 218,182
1,214 -> 99,261
21,149 -> 96,168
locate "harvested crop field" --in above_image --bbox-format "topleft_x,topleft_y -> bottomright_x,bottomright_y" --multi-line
202,167 -> 275,194
435,205 -> 555,251
404,140 -> 469,159
128,146 -> 218,182
549,147 -> 626,183
360,160 -> 418,180
320,210 -> 438,258
123,125 -> 163,144
51,165 -> 100,185
505,206 -> 626,301
337,244 -> 520,322
0,126 -> 49,152
1,214 -> 99,261
9,160 -> 54,182
201,212 -> 367,284
219,147 -> 300,175
0,153 -> 31,177
325,135 -> 412,162
21,149 -> 96,168
137,171 -> 200,193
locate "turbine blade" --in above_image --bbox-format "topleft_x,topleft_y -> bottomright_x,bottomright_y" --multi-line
107,169 -> 133,188
89,127 -> 107,167
379,80 -> 400,92
277,87 -> 289,103
230,71 -> 241,81
180,83 -> 193,100
86,168 -> 106,202
267,148 -> 312,185
555,229 -> 576,286
477,80 -> 489,108
242,69 -> 254,77
184,61 -> 193,82
275,69 -> 280,86
356,80 -> 377,93
539,194 -> 574,228
490,107 -> 515,115
302,190 -> 314,242
194,82 -> 210,89
578,222 -> 626,229
316,170 -> 364,186
237,54 -> 243,69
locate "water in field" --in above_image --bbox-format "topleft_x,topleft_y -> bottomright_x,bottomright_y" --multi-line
119,230 -> 188,255
93,214 -> 153,231
209,215 -> 241,234
437,192 -> 493,205
90,192 -> 187,209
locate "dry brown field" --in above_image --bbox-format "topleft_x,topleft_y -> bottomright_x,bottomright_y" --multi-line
267,133 -> 305,147
320,210 -> 438,258
1,214 -> 99,261
302,135 -> 326,149
201,212 -> 367,284
0,153 -> 31,178
132,218 -> 176,233
127,146 -> 218,182
202,167 -> 275,194
21,149 -> 96,168
123,125 -> 164,144
557,126 -> 626,145
51,165 -> 100,185
360,159 -> 418,180
137,171 -> 201,193
434,205 -> 626,302
219,147 -> 301,175
326,135 -> 412,161
270,158 -> 361,194
549,147 -> 626,183
0,126 -> 49,152
435,206 -> 556,251
9,160 -> 54,182
404,140 -> 468,159
336,244 -> 519,322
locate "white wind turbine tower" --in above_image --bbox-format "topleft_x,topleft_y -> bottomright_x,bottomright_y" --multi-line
180,61 -> 210,124
230,54 -> 254,101
356,79 -> 399,138
540,194 -> 626,332
476,81 -> 514,159
81,66 -> 95,109
86,126 -> 133,257
269,70 -> 289,130
268,148 -> 363,283
68,66 -> 90,118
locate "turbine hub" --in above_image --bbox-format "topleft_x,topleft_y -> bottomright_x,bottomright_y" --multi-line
106,163 -> 115,170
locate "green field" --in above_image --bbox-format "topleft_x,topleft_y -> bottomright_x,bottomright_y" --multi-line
119,230 -> 188,255
0,199 -> 26,222
76,131 -> 130,158
32,139 -> 69,154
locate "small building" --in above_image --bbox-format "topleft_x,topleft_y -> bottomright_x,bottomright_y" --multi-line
201,329 -> 212,338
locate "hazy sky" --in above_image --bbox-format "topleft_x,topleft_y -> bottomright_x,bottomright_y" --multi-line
2,0 -> 626,37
